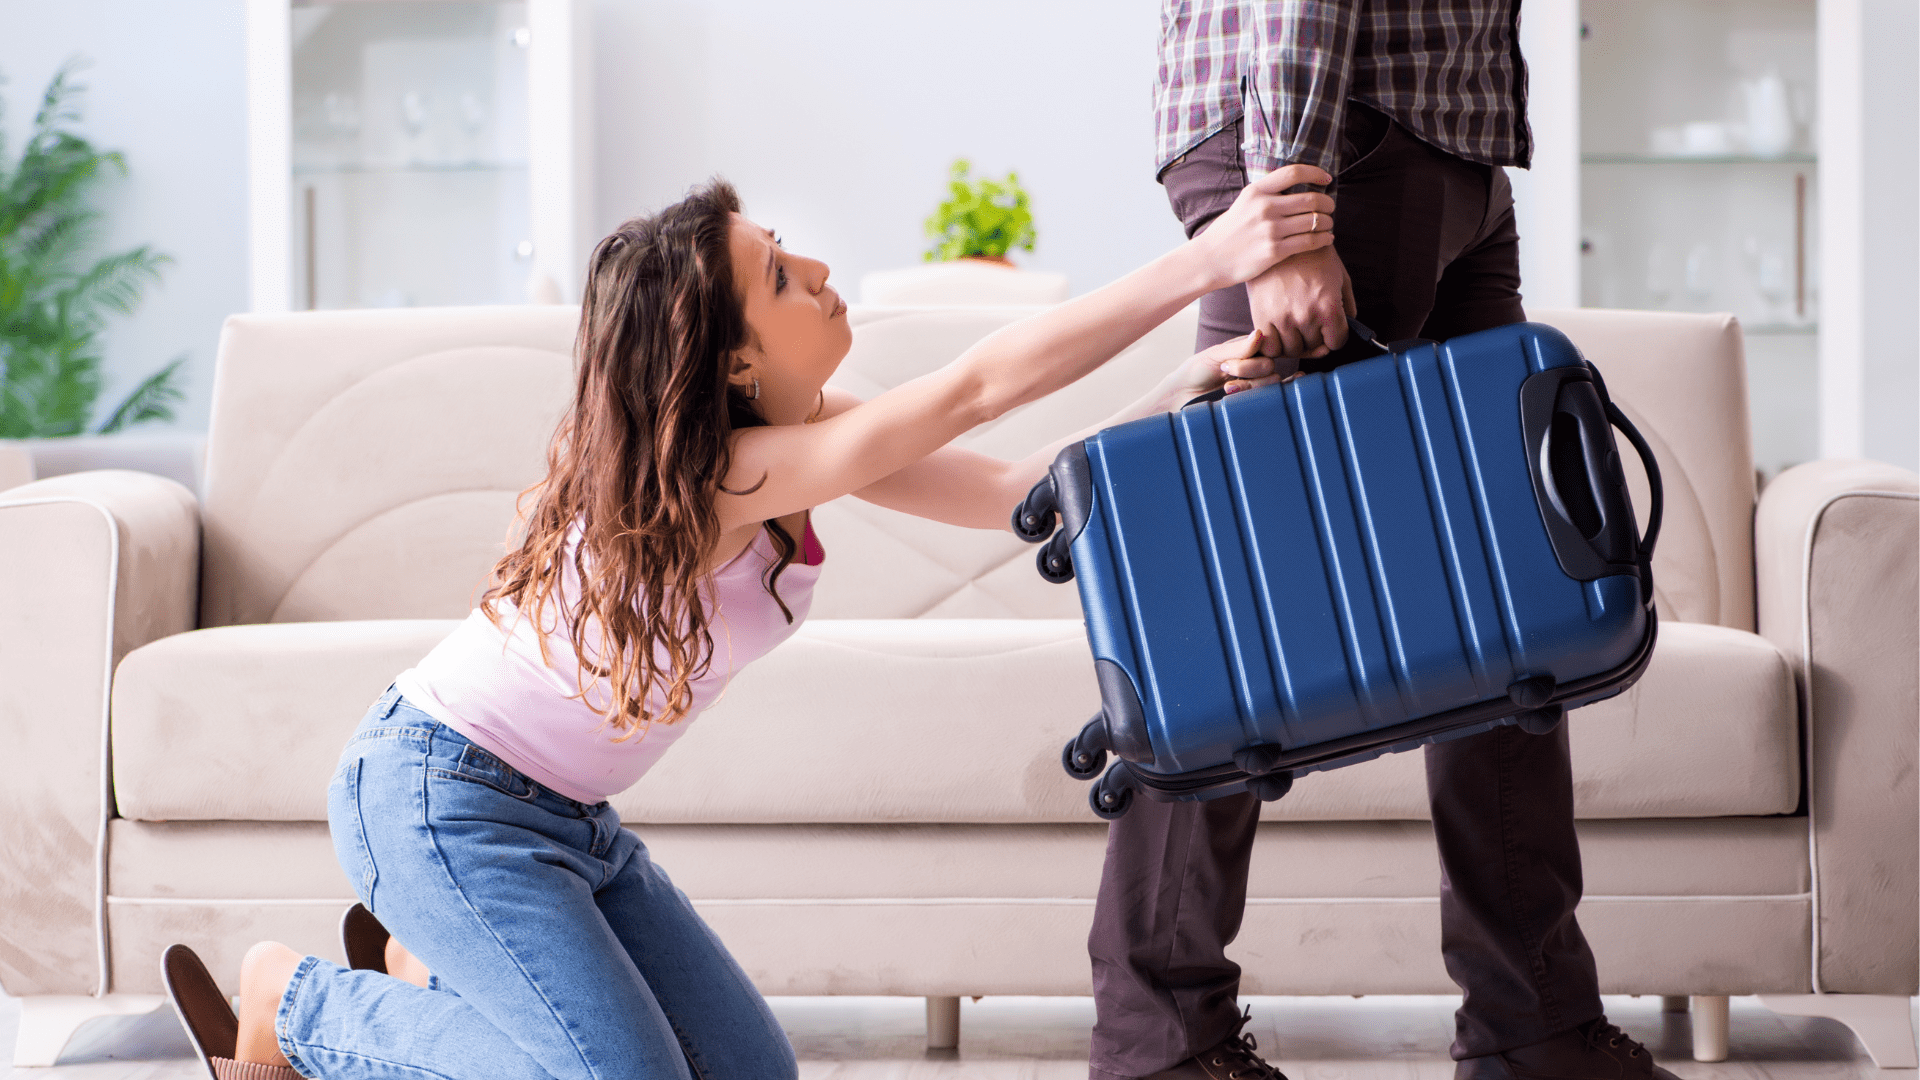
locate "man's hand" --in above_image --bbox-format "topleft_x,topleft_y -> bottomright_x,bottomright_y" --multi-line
1248,244 -> 1356,364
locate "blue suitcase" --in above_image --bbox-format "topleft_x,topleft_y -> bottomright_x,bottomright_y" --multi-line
1012,321 -> 1663,819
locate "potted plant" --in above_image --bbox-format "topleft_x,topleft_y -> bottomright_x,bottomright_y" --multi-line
859,159 -> 1066,305
923,158 -> 1036,266
1,63 -> 189,490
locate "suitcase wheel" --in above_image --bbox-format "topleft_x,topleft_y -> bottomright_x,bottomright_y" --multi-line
1011,477 -> 1060,543
1507,675 -> 1557,709
1061,714 -> 1111,780
1515,704 -> 1566,736
1248,771 -> 1294,802
1090,781 -> 1133,820
1036,532 -> 1075,583
1089,764 -> 1134,820
1232,744 -> 1285,776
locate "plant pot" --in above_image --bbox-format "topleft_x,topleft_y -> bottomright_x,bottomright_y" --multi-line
0,432 -> 208,496
0,444 -> 32,493
961,255 -> 1016,268
859,262 -> 1071,306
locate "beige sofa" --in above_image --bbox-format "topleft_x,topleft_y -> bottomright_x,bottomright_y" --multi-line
3,304 -> 1915,1069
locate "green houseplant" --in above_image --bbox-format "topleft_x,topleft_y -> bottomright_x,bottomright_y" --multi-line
922,158 -> 1036,264
0,63 -> 184,439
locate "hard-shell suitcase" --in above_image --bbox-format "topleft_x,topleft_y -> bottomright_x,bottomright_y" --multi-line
1013,320 -> 1663,819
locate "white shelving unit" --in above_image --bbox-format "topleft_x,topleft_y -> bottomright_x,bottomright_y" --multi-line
1515,0 -> 1904,479
1580,0 -> 1820,479
246,0 -> 592,314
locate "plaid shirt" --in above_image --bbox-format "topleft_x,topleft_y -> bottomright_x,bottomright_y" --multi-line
1153,0 -> 1532,178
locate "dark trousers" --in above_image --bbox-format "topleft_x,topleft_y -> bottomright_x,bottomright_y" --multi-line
1087,111 -> 1604,1080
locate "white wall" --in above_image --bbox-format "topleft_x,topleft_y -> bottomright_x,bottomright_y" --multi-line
587,0 -> 1186,303
4,0 -> 1912,471
1819,0 -> 1919,470
1855,0 -> 1918,470
0,0 -> 249,434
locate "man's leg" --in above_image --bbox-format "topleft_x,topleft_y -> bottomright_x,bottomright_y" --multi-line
1088,794 -> 1263,1079
1402,162 -> 1608,1060
1083,124 -> 1272,1080
1427,721 -> 1604,1060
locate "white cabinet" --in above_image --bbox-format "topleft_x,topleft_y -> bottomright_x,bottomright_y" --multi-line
246,0 -> 592,314
1580,0 -> 1820,480
1523,0 -> 1917,475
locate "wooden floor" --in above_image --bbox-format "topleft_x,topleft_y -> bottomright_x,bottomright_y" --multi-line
0,992 -> 1888,1079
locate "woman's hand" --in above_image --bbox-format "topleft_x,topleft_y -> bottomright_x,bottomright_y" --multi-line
1195,164 -> 1338,288
1151,329 -> 1289,412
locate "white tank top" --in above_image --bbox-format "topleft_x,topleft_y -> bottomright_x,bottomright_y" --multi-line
395,521 -> 823,803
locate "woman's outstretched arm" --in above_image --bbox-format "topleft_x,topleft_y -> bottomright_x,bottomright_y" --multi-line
846,330 -> 1280,530
716,164 -> 1333,531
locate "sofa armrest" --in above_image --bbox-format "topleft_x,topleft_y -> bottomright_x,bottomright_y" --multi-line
1756,459 -> 1919,995
0,470 -> 199,997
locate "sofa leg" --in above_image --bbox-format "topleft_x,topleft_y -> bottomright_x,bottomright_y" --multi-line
1661,996 -> 1690,1014
1759,994 -> 1919,1069
926,995 -> 960,1050
1690,995 -> 1729,1062
12,994 -> 166,1067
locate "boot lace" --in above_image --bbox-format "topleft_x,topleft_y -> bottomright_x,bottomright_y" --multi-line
1580,1019 -> 1646,1060
1208,1007 -> 1289,1080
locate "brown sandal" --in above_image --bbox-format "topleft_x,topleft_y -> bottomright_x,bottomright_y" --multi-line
340,902 -> 389,973
161,944 -> 301,1080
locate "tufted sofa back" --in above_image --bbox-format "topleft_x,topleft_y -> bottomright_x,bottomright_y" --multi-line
198,306 -> 577,627
198,304 -> 1754,631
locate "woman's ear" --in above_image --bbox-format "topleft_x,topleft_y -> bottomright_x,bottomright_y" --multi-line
725,349 -> 755,390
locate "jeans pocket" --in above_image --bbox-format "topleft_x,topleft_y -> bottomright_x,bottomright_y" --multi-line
329,756 -> 379,911
426,739 -> 537,802
1339,102 -> 1395,176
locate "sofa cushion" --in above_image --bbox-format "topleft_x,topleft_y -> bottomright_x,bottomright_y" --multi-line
113,619 -> 1797,824
193,306 -> 1756,634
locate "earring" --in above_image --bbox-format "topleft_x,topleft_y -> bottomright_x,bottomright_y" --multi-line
750,376 -> 761,401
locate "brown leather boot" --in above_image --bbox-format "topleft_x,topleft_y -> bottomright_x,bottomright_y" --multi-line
1454,1018 -> 1681,1080
1141,1010 -> 1288,1080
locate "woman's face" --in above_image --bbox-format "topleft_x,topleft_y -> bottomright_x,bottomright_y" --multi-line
727,213 -> 851,424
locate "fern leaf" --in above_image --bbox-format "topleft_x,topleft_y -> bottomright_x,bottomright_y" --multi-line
97,354 -> 185,433
30,62 -> 86,141
58,245 -> 168,321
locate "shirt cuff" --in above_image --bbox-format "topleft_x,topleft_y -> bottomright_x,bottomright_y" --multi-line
1244,164 -> 1334,196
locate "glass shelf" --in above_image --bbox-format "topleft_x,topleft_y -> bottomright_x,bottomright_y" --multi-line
291,1 -> 533,310
293,161 -> 530,177
1580,0 -> 1820,479
1584,153 -> 1817,166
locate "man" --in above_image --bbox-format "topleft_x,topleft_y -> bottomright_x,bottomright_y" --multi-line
1086,4 -> 1685,1080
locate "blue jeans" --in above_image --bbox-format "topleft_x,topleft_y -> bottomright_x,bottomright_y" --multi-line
281,687 -> 797,1080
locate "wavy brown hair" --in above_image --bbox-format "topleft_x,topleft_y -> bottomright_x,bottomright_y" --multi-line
482,179 -> 799,738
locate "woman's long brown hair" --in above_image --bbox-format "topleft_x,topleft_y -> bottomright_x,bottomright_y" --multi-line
482,179 -> 799,738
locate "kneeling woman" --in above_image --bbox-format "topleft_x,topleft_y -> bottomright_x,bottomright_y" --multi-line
165,167 -> 1331,1080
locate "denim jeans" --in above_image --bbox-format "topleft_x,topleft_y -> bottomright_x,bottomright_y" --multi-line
279,687 -> 797,1080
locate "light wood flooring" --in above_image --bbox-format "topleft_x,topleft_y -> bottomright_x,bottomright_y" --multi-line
0,992 -> 1890,1079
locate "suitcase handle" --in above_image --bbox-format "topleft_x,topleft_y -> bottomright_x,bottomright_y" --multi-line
1521,366 -> 1663,600
1606,401 -> 1664,566
1348,317 -> 1438,355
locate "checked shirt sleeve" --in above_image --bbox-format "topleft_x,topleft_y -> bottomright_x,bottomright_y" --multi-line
1242,0 -> 1364,178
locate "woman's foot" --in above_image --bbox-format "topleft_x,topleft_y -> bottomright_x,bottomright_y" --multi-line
384,937 -> 433,989
236,942 -> 301,1067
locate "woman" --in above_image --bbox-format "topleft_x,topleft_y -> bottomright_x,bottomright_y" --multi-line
164,164 -> 1334,1080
